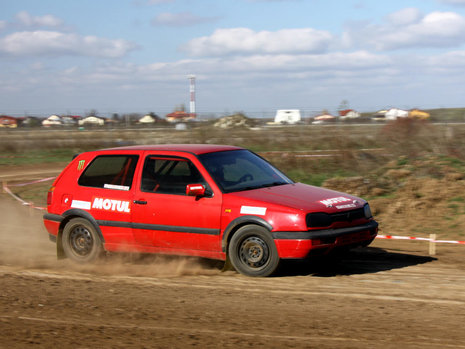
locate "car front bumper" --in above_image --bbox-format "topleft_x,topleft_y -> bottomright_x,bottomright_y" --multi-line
272,220 -> 378,259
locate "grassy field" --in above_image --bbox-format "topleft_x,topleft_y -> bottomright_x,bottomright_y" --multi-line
2,119 -> 465,240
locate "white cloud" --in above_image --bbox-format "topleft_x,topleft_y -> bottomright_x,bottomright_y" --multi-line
3,47 -> 465,114
183,27 -> 333,56
0,20 -> 6,31
6,50 -> 388,89
426,50 -> 465,68
15,11 -> 63,27
147,0 -> 174,4
344,10 -> 465,50
0,31 -> 136,58
247,0 -> 299,2
386,8 -> 422,26
152,12 -> 218,26
438,0 -> 465,5
212,51 -> 390,73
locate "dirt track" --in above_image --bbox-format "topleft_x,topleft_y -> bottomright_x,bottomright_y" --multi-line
1,192 -> 465,348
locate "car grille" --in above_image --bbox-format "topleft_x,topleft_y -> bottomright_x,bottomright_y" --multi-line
306,207 -> 365,228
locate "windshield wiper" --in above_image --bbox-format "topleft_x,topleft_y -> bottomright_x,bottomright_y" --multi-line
258,182 -> 287,189
236,182 -> 287,192
237,185 -> 261,191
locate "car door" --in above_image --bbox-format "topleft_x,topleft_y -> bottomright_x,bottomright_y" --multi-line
131,153 -> 222,252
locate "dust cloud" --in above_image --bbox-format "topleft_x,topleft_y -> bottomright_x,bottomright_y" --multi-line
0,194 -> 223,277
0,195 -> 55,267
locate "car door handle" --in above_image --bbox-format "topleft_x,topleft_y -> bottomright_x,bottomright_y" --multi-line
133,200 -> 147,205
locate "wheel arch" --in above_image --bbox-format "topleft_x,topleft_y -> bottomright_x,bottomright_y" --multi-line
57,209 -> 105,258
221,215 -> 273,253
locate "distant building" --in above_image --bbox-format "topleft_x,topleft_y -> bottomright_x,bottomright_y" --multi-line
409,109 -> 430,119
312,113 -> 336,124
62,115 -> 80,125
166,111 -> 195,123
274,110 -> 301,124
139,114 -> 157,124
19,116 -> 41,128
338,109 -> 360,119
0,115 -> 18,128
385,108 -> 409,121
78,116 -> 105,126
42,115 -> 63,127
372,110 -> 388,121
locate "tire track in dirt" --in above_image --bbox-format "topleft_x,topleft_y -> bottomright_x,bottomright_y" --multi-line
2,261 -> 465,349
2,262 -> 465,307
1,314 -> 464,348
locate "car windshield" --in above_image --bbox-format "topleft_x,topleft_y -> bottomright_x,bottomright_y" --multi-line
199,149 -> 293,193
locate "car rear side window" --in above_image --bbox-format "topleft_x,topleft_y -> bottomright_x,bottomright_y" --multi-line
141,156 -> 205,195
78,155 -> 139,190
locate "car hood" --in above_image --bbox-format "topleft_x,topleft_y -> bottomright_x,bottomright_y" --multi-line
229,183 -> 366,212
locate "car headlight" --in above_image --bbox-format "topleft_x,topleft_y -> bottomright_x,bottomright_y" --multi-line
364,204 -> 372,219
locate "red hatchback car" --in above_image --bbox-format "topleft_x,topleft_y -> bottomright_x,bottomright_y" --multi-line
43,144 -> 378,276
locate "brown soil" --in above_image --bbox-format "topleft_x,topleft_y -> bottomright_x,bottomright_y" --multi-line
1,167 -> 465,348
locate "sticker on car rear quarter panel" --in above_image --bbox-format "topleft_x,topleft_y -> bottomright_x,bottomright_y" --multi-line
92,197 -> 130,213
71,200 -> 91,210
240,206 -> 267,215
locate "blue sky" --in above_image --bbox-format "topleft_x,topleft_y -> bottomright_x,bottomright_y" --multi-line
2,0 -> 465,117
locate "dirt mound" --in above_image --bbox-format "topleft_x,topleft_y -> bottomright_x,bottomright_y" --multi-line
322,156 -> 465,240
213,113 -> 256,129
371,177 -> 465,239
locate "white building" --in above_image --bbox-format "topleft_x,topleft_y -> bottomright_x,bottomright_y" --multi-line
78,116 -> 105,126
138,114 -> 156,124
42,115 -> 63,127
274,110 -> 301,124
339,109 -> 361,120
385,108 -> 409,121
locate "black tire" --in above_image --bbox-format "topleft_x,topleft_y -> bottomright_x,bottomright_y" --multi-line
228,225 -> 280,277
62,218 -> 102,263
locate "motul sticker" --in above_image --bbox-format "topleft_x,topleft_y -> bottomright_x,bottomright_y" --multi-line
92,197 -> 130,213
320,196 -> 351,207
240,206 -> 267,215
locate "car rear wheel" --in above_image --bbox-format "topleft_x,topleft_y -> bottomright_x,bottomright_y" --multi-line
62,218 -> 102,263
228,225 -> 280,277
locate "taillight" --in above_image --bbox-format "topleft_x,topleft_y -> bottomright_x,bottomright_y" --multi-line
47,186 -> 55,206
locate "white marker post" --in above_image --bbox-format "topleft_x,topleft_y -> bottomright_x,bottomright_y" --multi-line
429,234 -> 436,256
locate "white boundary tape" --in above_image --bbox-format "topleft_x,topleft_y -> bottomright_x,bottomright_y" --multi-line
6,177 -> 56,187
377,234 -> 465,245
2,177 -> 55,211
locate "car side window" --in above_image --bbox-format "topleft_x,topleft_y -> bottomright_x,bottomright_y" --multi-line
141,156 -> 205,195
78,155 -> 139,190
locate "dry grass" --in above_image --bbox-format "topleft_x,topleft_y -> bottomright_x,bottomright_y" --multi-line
2,120 -> 464,185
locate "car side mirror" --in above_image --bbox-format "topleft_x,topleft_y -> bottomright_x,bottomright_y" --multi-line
186,184 -> 206,197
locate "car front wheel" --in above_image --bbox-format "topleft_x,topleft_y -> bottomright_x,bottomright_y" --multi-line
228,225 -> 280,277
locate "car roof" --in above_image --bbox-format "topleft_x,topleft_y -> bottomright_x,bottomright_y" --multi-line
101,144 -> 243,155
